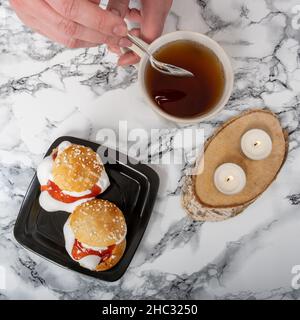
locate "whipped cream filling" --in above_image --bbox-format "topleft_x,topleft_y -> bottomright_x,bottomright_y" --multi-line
37,141 -> 110,212
39,192 -> 94,213
63,218 -> 108,271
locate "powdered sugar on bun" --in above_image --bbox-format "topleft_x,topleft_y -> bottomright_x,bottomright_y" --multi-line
37,154 -> 93,212
70,199 -> 127,247
36,141 -> 110,212
52,143 -> 105,192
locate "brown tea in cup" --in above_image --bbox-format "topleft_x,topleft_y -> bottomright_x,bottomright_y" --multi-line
145,40 -> 225,119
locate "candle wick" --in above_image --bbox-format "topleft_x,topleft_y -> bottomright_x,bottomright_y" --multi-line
226,176 -> 234,182
254,140 -> 261,147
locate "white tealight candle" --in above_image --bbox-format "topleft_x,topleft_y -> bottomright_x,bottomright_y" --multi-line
214,163 -> 246,195
241,129 -> 272,160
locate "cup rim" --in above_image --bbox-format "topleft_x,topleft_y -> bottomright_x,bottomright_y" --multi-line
138,31 -> 234,124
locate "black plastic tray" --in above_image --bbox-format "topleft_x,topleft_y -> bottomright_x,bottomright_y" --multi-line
14,136 -> 159,282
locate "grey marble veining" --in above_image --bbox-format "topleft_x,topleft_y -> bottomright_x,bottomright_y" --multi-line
0,0 -> 300,300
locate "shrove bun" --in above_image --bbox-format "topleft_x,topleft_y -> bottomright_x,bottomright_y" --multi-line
96,239 -> 126,271
70,199 -> 127,247
52,144 -> 103,192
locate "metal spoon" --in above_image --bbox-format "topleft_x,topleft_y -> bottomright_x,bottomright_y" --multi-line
127,34 -> 194,78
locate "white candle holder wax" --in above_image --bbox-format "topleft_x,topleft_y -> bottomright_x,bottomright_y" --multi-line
214,163 -> 246,195
241,129 -> 272,161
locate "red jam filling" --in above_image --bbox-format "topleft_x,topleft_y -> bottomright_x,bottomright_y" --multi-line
40,180 -> 101,203
72,239 -> 115,262
52,151 -> 58,160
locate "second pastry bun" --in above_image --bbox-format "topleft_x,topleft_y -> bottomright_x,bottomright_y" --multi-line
70,199 -> 127,247
52,144 -> 103,192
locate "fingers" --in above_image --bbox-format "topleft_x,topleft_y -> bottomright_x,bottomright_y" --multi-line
105,0 -> 130,55
55,19 -> 118,45
118,51 -> 140,66
107,0 -> 130,18
14,10 -> 95,48
118,28 -> 140,66
10,0 -> 122,47
10,0 -> 140,55
45,0 -> 128,36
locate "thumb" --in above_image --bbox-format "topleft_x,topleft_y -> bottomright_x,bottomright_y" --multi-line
140,0 -> 172,42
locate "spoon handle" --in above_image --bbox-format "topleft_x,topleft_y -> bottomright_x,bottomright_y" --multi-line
127,34 -> 150,58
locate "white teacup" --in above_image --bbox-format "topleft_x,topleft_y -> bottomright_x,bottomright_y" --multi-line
128,31 -> 234,124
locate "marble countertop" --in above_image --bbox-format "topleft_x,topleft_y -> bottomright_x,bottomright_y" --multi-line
0,0 -> 300,300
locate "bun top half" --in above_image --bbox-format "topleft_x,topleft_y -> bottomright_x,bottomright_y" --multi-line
52,144 -> 103,192
70,199 -> 127,247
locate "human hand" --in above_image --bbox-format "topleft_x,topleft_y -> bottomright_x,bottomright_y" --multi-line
9,0 -> 129,48
117,0 -> 173,66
